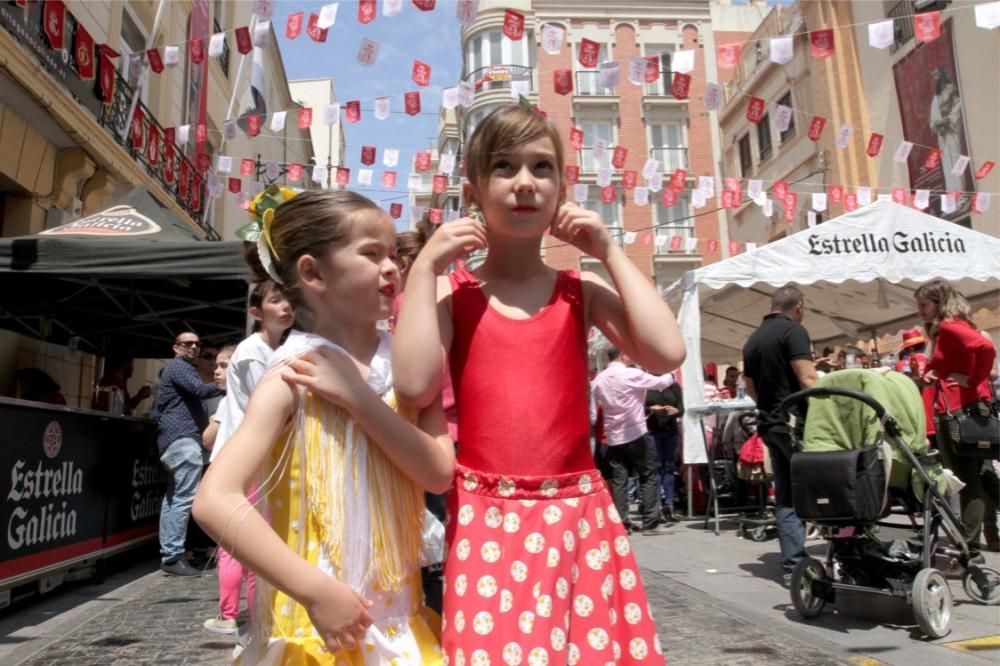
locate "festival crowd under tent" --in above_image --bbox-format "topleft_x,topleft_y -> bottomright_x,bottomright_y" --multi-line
0,188 -> 250,358
665,199 -> 1000,465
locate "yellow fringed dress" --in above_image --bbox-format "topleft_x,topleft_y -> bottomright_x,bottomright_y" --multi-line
239,331 -> 443,665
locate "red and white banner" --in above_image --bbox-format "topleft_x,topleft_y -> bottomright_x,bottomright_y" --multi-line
286,12 -> 304,38
914,11 -> 941,43
717,43 -> 740,70
43,0 -> 65,50
810,29 -> 834,58
75,22 -> 95,79
503,9 -> 525,40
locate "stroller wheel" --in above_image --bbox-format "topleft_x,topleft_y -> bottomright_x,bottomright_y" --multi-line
962,566 -> 1000,606
912,568 -> 952,639
790,557 -> 828,619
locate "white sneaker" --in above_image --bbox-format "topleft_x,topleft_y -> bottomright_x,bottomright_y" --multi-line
204,616 -> 239,634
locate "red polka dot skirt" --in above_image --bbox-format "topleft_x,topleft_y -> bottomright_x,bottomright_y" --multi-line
441,465 -> 666,665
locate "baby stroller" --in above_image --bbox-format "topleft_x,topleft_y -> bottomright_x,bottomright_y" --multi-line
780,370 -> 1000,639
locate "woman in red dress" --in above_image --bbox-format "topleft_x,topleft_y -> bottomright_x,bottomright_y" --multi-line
394,104 -> 685,664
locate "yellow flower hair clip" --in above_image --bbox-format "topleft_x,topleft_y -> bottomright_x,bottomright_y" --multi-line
236,185 -> 299,284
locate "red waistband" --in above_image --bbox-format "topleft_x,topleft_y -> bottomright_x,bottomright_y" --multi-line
454,464 -> 607,500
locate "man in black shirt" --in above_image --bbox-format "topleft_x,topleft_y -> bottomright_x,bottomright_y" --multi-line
742,285 -> 817,581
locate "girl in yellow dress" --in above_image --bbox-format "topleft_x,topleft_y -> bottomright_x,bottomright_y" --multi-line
194,188 -> 453,664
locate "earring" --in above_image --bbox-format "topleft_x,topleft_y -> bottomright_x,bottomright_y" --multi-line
468,204 -> 486,226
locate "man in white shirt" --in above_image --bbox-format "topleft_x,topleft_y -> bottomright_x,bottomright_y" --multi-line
592,347 -> 677,535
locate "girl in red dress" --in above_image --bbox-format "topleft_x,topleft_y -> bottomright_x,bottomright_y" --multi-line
393,104 -> 685,664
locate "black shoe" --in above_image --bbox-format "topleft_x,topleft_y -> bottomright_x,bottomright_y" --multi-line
161,559 -> 202,577
662,506 -> 679,522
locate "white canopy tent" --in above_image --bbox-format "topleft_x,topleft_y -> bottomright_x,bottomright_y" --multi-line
666,199 -> 1000,463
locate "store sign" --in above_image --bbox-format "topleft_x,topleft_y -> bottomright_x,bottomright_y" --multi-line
40,206 -> 161,236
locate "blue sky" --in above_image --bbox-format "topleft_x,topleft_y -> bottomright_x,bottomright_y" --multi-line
271,1 -> 463,227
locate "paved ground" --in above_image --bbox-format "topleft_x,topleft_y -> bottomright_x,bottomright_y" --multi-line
2,514 -> 998,665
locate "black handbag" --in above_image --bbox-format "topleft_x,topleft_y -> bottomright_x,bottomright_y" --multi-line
790,447 -> 886,524
937,386 -> 1000,460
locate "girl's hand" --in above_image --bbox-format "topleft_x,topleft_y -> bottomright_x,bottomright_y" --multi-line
923,368 -> 939,383
415,217 -> 487,275
282,348 -> 368,410
303,578 -> 374,653
550,203 -> 614,262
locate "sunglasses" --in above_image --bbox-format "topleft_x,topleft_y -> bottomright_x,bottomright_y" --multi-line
176,340 -> 201,348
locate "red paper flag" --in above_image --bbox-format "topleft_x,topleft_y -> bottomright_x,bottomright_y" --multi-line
189,37 -> 205,65
565,165 -> 579,185
197,152 -> 211,173
785,191 -> 798,212
382,171 -> 397,188
147,47 -> 163,73
569,128 -> 584,151
829,185 -> 843,205
644,55 -> 660,84
179,161 -> 189,199
670,169 -> 687,191
286,11 -> 304,39
412,60 -> 431,87
784,205 -> 795,223
724,177 -> 741,193
306,13 -> 328,42
611,146 -> 628,170
622,170 -> 637,190
914,11 -> 941,43
553,68 -> 573,95
404,91 -> 421,115
975,160 -> 996,180
773,180 -> 788,200
662,189 -> 677,207
193,123 -> 206,146
641,232 -> 652,246
844,193 -> 858,212
415,151 -> 431,172
433,174 -> 448,194
503,9 -> 525,40
287,163 -> 303,182
600,185 -> 616,204
810,29 -> 834,58
235,26 -> 253,53
670,236 -> 683,252
130,108 -> 144,148
240,159 -> 255,177
389,202 -> 402,219
412,0 -> 436,10
428,208 -> 443,224
298,108 -> 312,129
746,97 -> 766,125
191,177 -> 202,211
146,124 -> 159,165
807,116 -> 827,142
924,148 -> 942,170
228,177 -> 242,194
717,43 -> 740,70
43,0 -> 65,50
246,114 -> 261,137
163,145 -> 175,183
728,240 -> 740,255
345,101 -> 361,123
721,191 -> 738,209
671,73 -> 691,100
707,238 -> 719,255
891,187 -> 907,205
75,23 -> 95,79
360,146 -> 376,165
866,133 -> 884,157
336,167 -> 350,186
99,53 -> 115,103
358,0 -> 376,25
578,39 -> 600,68
164,127 -> 175,146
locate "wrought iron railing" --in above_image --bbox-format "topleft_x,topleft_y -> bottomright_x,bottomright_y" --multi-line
578,146 -> 614,173
213,17 -> 229,78
464,64 -> 533,94
574,70 -> 615,97
887,1 -> 915,54
649,147 -> 688,172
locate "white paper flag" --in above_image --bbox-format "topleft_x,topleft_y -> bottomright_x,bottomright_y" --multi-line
209,32 -> 226,58
812,193 -> 827,212
869,20 -> 894,49
324,103 -> 340,125
692,190 -> 706,208
835,124 -> 853,149
703,82 -> 723,111
207,176 -> 223,198
223,120 -> 237,141
458,82 -> 475,108
913,189 -> 930,210
774,104 -> 792,133
698,176 -> 715,197
510,79 -> 530,99
770,36 -> 794,65
374,97 -> 391,120
383,0 -> 403,17
633,187 -> 649,206
893,141 -> 914,163
249,181 -> 265,197
807,211 -> 817,228
627,57 -> 646,86
623,231 -> 637,245
655,234 -> 668,247
312,165 -> 327,185
253,21 -> 271,47
383,149 -> 399,168
573,183 -> 589,203
439,153 -> 456,175
129,53 -> 143,80
594,139 -> 608,161
253,0 -> 274,20
357,169 -> 373,186
647,173 -> 663,193
973,192 -> 991,213
642,159 -> 660,180
216,156 -> 232,174
269,111 -> 286,132
672,49 -> 695,74
441,86 -> 459,110
596,168 -> 612,187
857,186 -> 872,206
177,124 -> 190,145
950,155 -> 970,176
265,161 -> 280,180
317,3 -> 339,29
941,192 -> 957,214
763,198 -> 773,217
407,173 -> 422,192
684,237 -> 699,253
164,46 -> 180,68
541,24 -> 565,55
357,38 -> 380,66
746,242 -> 757,252
753,192 -> 767,207
235,191 -> 249,208
456,0 -> 478,26
975,2 -> 1000,30
747,179 -> 763,199
599,62 -> 620,88
410,207 -> 425,223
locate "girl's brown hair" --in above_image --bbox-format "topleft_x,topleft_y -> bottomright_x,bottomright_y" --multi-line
464,104 -> 565,195
914,279 -> 974,339
395,218 -> 432,275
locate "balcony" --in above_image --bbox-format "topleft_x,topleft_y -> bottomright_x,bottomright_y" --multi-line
649,147 -> 688,173
577,147 -> 614,173
654,226 -> 695,255
574,70 -> 615,97
0,1 -> 214,237
465,64 -> 533,95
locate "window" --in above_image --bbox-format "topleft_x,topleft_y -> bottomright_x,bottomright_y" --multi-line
120,6 -> 149,102
575,42 -> 609,96
649,123 -> 686,172
738,134 -> 752,176
644,44 -> 672,96
777,92 -> 795,143
654,193 -> 693,250
578,120 -> 614,172
582,187 -> 621,243
466,30 -> 535,78
757,114 -> 772,162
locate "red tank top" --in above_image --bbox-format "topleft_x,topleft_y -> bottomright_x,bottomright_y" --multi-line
448,267 -> 594,476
